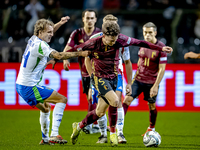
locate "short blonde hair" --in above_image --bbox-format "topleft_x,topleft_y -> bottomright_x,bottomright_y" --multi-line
103,14 -> 118,23
34,19 -> 54,36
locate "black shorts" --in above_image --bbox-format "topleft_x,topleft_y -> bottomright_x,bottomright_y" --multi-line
131,80 -> 158,103
81,77 -> 91,94
90,74 -> 118,104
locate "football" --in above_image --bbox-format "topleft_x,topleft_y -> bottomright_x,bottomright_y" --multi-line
143,131 -> 161,147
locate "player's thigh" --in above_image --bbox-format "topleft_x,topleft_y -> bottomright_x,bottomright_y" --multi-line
131,80 -> 143,99
45,91 -> 67,104
115,90 -> 122,108
96,97 -> 109,117
143,83 -> 157,104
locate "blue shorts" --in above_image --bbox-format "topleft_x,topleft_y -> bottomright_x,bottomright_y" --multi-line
16,84 -> 54,107
92,85 -> 99,104
92,74 -> 122,104
116,74 -> 123,92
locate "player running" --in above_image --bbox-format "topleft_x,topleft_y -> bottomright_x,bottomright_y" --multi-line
85,14 -> 132,144
70,21 -> 173,146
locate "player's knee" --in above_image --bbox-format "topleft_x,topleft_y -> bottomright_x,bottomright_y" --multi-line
148,103 -> 156,110
112,99 -> 119,107
123,96 -> 133,106
61,96 -> 67,104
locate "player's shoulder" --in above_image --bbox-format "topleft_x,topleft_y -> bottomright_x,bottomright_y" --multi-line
90,32 -> 103,39
156,40 -> 166,47
71,28 -> 83,35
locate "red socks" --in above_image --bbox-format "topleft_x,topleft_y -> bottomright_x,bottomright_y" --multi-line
122,103 -> 129,115
108,105 -> 117,132
79,109 -> 100,128
149,109 -> 157,128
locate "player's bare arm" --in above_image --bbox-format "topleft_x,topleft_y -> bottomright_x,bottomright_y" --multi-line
49,50 -> 91,60
63,45 -> 73,71
184,52 -> 200,59
162,46 -> 173,53
54,16 -> 70,33
150,63 -> 166,98
85,57 -> 93,76
124,59 -> 132,96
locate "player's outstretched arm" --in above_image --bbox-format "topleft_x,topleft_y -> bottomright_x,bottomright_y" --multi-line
49,50 -> 91,60
162,46 -> 173,53
124,59 -> 132,96
184,52 -> 200,59
54,16 -> 70,33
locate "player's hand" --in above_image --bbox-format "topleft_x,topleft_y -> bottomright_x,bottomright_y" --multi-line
80,51 -> 91,57
60,16 -> 70,25
184,52 -> 198,59
150,86 -> 158,98
45,59 -> 58,69
126,84 -> 132,96
63,60 -> 70,71
162,46 -> 173,53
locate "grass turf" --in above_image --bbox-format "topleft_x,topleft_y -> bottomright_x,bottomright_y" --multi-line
0,110 -> 200,150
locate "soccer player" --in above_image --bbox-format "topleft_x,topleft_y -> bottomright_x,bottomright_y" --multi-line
86,14 -> 132,144
63,9 -> 101,133
15,18 -> 90,145
184,51 -> 200,59
122,22 -> 168,137
70,21 -> 173,146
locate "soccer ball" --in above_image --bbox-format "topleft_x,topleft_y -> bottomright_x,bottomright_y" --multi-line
143,131 -> 161,147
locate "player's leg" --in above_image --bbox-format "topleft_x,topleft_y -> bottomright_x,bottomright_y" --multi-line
123,80 -> 142,115
71,97 -> 108,145
36,102 -> 51,145
90,86 -> 108,143
115,74 -> 126,143
141,83 -> 157,136
44,90 -> 68,144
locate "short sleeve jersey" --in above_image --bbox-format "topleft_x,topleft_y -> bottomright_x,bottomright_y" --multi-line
74,34 -> 163,79
16,35 -> 54,86
67,27 -> 101,77
135,40 -> 167,84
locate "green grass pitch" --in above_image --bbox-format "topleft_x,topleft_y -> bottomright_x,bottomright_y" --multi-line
1,110 -> 200,150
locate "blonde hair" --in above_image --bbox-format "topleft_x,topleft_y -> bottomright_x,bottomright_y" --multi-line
103,14 -> 118,23
34,19 -> 54,36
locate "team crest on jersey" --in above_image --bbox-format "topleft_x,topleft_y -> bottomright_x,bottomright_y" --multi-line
79,39 -> 84,43
104,85 -> 108,90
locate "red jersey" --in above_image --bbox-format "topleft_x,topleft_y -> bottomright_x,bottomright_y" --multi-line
135,40 -> 167,84
67,27 -> 101,77
74,34 -> 164,79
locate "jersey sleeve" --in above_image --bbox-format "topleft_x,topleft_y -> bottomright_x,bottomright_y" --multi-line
90,32 -> 103,39
159,51 -> 167,64
40,41 -> 53,57
122,47 -> 130,61
74,38 -> 96,51
65,30 -> 78,52
118,34 -> 163,51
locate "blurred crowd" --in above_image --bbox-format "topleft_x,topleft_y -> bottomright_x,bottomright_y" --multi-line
0,0 -> 200,63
